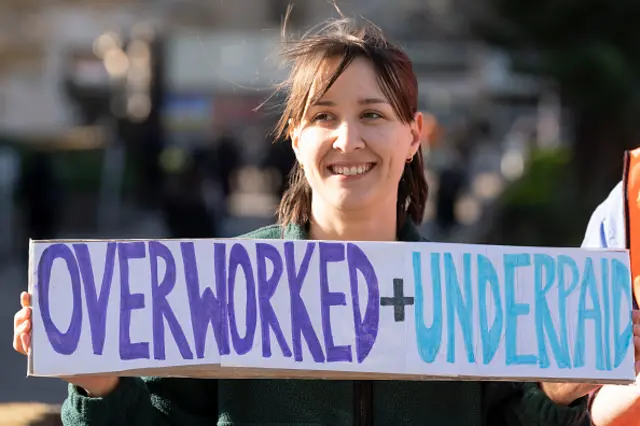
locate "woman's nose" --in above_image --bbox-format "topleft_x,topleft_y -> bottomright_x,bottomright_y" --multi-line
332,121 -> 365,152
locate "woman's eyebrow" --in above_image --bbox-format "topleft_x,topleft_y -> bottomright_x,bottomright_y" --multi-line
358,98 -> 389,105
311,97 -> 389,106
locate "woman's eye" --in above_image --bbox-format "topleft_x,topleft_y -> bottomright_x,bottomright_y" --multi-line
312,113 -> 333,122
362,111 -> 382,119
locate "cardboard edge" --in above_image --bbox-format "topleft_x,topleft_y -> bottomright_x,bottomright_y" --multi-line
23,238 -> 632,254
26,364 -> 636,385
27,239 -> 34,377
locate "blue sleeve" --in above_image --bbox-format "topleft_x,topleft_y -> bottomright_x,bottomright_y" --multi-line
581,182 -> 625,250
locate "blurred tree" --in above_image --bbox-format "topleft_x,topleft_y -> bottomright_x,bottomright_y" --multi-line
476,0 -> 640,212
481,147 -> 583,246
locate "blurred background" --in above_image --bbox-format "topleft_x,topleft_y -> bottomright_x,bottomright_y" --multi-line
1,0 -> 639,422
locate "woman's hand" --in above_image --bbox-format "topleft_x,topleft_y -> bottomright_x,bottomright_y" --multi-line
13,291 -> 120,397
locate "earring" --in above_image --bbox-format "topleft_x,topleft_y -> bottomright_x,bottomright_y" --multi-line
406,156 -> 414,164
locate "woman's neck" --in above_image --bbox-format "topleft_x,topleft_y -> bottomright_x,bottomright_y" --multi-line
308,199 -> 398,242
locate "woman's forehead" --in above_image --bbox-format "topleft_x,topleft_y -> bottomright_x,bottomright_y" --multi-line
307,56 -> 385,102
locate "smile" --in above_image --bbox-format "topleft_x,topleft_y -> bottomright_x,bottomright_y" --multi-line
328,163 -> 375,176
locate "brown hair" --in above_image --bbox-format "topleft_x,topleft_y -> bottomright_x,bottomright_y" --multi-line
272,12 -> 428,232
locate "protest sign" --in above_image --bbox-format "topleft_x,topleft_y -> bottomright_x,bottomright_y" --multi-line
27,238 -> 636,384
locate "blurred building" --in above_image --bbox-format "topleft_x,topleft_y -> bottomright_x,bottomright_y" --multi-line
0,0 -> 547,135
0,0 -> 560,239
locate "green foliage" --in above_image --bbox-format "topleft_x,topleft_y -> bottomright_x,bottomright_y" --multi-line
477,0 -> 640,113
488,146 -> 587,247
482,0 -> 640,51
502,147 -> 571,206
548,42 -> 635,113
52,149 -> 105,192
55,149 -> 138,194
474,0 -> 640,245
16,147 -> 137,194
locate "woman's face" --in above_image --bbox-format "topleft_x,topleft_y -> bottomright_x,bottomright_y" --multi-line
292,56 -> 423,216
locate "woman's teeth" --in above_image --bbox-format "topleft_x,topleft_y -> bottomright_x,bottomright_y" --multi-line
330,164 -> 373,176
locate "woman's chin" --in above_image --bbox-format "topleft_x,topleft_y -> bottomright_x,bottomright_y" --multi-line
328,192 -> 375,212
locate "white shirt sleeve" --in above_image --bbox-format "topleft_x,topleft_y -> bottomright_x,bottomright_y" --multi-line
580,181 -> 626,249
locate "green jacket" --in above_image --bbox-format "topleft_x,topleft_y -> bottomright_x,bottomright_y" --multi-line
60,220 -> 589,426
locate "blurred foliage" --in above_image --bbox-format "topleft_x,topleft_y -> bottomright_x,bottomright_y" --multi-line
58,149 -> 138,194
501,147 -> 571,206
0,137 -> 138,196
483,146 -> 587,247
474,0 -> 640,244
478,0 -> 640,113
53,150 -> 108,192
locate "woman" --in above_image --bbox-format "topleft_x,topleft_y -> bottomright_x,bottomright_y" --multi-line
14,17 -> 595,426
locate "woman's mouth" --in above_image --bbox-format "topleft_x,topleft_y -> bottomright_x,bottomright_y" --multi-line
328,163 -> 375,177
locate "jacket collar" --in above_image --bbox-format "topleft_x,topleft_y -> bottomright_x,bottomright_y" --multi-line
283,218 -> 425,242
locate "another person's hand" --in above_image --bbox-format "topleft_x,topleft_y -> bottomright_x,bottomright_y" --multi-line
590,310 -> 640,426
541,310 -> 640,407
13,291 -> 120,396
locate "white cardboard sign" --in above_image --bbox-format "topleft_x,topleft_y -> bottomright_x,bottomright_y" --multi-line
27,238 -> 636,384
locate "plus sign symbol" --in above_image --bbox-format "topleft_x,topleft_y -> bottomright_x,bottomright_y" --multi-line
380,278 -> 414,322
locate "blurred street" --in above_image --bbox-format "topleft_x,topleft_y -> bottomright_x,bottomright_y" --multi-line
1,259 -> 66,404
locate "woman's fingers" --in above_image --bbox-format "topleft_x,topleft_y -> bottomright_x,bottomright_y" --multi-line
13,306 -> 31,331
20,333 -> 30,354
20,291 -> 31,308
13,303 -> 32,356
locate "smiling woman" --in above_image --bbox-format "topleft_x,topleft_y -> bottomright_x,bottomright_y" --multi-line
12,10 -> 591,426
291,57 -> 423,242
274,22 -> 428,241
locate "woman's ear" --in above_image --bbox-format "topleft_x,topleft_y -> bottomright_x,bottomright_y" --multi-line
290,125 -> 303,164
409,112 -> 424,157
